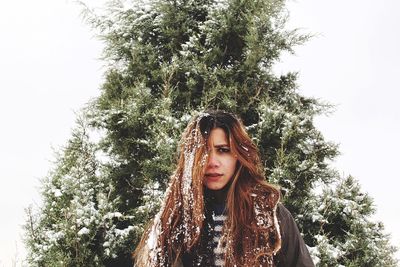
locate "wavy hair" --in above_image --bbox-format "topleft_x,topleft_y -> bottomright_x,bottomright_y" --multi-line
133,110 -> 281,266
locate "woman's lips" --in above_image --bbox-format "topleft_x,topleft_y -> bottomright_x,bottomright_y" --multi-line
205,173 -> 223,180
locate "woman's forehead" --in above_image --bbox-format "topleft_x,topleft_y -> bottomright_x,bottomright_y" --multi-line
207,128 -> 229,146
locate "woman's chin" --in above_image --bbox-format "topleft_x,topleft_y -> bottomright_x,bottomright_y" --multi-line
204,182 -> 224,191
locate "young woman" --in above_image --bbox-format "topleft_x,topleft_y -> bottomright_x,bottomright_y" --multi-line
134,110 -> 314,267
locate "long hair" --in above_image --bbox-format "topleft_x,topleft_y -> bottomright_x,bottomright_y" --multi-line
133,110 -> 281,266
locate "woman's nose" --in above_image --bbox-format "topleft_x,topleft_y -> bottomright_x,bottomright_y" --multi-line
207,152 -> 220,168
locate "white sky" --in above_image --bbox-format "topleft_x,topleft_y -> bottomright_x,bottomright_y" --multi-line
276,0 -> 400,260
0,0 -> 399,265
0,1 -> 103,265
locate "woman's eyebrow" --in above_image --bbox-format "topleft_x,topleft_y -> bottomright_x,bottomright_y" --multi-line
214,144 -> 229,148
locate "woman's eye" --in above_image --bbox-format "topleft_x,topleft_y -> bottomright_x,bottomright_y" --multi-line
218,147 -> 230,153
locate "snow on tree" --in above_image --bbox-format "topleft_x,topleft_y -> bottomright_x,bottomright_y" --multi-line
24,0 -> 397,266
306,176 -> 397,266
24,117 -> 140,266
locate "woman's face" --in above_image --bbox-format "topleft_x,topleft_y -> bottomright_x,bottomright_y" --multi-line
203,127 -> 238,190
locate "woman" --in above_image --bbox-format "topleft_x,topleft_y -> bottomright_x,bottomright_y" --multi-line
134,110 -> 314,267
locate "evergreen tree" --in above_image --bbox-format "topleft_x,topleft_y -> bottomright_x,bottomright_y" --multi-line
25,0 -> 397,266
307,176 -> 397,266
24,117 -> 138,266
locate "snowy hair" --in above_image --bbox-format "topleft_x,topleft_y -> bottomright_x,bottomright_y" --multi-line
133,110 -> 281,266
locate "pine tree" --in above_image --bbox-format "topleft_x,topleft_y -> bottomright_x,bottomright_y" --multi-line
25,117 -> 103,266
307,176 -> 397,266
24,117 -> 139,266
25,0 -> 397,266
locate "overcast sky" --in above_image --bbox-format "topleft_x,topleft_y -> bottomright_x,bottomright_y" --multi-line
0,1 -> 103,265
0,0 -> 399,265
277,0 -> 400,261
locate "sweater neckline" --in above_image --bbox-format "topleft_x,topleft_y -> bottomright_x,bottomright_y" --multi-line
204,185 -> 229,205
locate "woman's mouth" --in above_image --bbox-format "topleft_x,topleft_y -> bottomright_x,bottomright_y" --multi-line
205,173 -> 223,179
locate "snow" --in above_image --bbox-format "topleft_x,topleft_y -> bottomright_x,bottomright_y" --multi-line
146,211 -> 162,263
115,226 -> 135,237
181,113 -> 209,244
78,227 -> 90,236
103,212 -> 123,219
307,246 -> 320,265
45,230 -> 64,243
53,189 -> 62,197
182,136 -> 195,199
240,144 -> 249,151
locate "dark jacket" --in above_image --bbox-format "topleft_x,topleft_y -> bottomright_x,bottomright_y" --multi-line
182,201 -> 314,267
274,204 -> 315,267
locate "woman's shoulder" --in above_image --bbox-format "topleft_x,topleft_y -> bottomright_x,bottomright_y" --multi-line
274,203 -> 316,267
276,203 -> 291,219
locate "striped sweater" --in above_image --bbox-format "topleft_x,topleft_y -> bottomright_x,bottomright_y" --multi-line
180,197 -> 228,267
211,205 -> 227,266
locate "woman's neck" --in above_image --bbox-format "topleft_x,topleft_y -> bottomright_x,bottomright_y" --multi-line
204,185 -> 229,204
